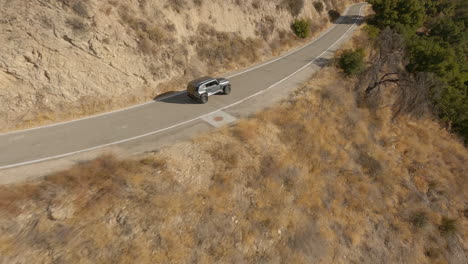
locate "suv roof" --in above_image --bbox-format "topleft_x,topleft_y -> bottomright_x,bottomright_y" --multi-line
188,76 -> 214,87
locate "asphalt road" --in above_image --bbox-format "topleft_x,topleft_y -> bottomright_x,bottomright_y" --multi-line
0,3 -> 365,171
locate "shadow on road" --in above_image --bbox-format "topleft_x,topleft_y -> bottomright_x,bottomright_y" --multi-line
302,57 -> 333,67
313,57 -> 333,67
335,15 -> 365,26
154,91 -> 199,105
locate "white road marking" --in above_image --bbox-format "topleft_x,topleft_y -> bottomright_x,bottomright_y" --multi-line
0,5 -> 364,170
0,5 -> 354,137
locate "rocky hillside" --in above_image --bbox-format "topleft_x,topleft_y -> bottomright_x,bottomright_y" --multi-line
0,0 -> 356,131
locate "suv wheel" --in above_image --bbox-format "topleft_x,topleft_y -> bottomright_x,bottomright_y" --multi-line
200,94 -> 208,104
223,85 -> 231,95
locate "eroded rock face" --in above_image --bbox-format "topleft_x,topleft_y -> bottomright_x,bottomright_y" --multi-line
0,0 -> 157,127
0,0 -> 354,130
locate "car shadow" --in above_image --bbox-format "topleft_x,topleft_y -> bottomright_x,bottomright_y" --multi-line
154,91 -> 200,105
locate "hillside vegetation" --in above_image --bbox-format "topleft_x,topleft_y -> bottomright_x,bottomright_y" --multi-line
1,62 -> 466,262
0,0 -> 356,131
366,0 -> 467,142
0,1 -> 466,263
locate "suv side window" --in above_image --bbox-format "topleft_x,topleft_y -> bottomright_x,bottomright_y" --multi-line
206,81 -> 218,87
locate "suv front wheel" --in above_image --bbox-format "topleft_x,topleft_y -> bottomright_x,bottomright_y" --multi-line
223,85 -> 231,95
200,94 -> 208,104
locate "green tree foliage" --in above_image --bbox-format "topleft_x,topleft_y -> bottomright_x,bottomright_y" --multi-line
291,19 -> 310,38
368,0 -> 467,142
437,86 -> 468,138
363,25 -> 381,40
424,0 -> 456,17
406,37 -> 458,77
368,0 -> 426,31
430,19 -> 466,44
338,49 -> 365,76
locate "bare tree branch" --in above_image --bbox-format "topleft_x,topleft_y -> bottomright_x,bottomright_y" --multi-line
356,28 -> 434,119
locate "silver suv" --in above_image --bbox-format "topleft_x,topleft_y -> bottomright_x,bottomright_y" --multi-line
187,76 -> 231,103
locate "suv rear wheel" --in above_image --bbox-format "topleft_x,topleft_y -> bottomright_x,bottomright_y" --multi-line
223,85 -> 231,95
200,94 -> 208,104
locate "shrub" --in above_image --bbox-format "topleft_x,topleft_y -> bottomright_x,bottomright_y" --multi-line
338,48 -> 365,76
147,27 -> 166,43
410,212 -> 427,228
66,17 -> 88,33
252,0 -> 260,9
328,10 -> 340,22
282,0 -> 304,17
195,24 -> 263,69
356,152 -> 382,177
313,1 -> 324,14
424,248 -> 441,259
72,2 -> 89,17
57,0 -> 75,7
291,19 -> 310,38
138,37 -> 154,54
167,0 -> 187,12
363,24 -> 380,40
439,217 -> 457,235
119,10 -> 169,55
256,16 -> 275,41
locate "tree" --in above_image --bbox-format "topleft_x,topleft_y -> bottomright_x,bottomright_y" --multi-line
313,1 -> 324,14
368,0 -> 426,31
367,0 -> 468,142
291,19 -> 310,38
406,37 -> 454,75
436,85 -> 468,138
357,29 -> 434,119
430,19 -> 466,44
338,49 -> 365,76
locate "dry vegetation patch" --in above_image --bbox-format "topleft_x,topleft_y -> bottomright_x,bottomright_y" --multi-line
194,24 -> 264,70
1,65 -> 466,263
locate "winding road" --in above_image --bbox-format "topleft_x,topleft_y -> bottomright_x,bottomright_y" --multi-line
0,3 -> 365,181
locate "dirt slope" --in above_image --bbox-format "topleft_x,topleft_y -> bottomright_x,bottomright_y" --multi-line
0,0 -> 356,131
1,65 -> 466,263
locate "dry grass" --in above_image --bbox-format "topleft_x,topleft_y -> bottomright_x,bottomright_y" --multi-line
1,64 -> 466,263
314,1 -> 324,13
72,1 -> 89,17
256,15 -> 276,41
66,16 -> 88,33
194,23 -> 265,73
166,0 -> 187,13
281,0 -> 305,17
119,8 -> 169,55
